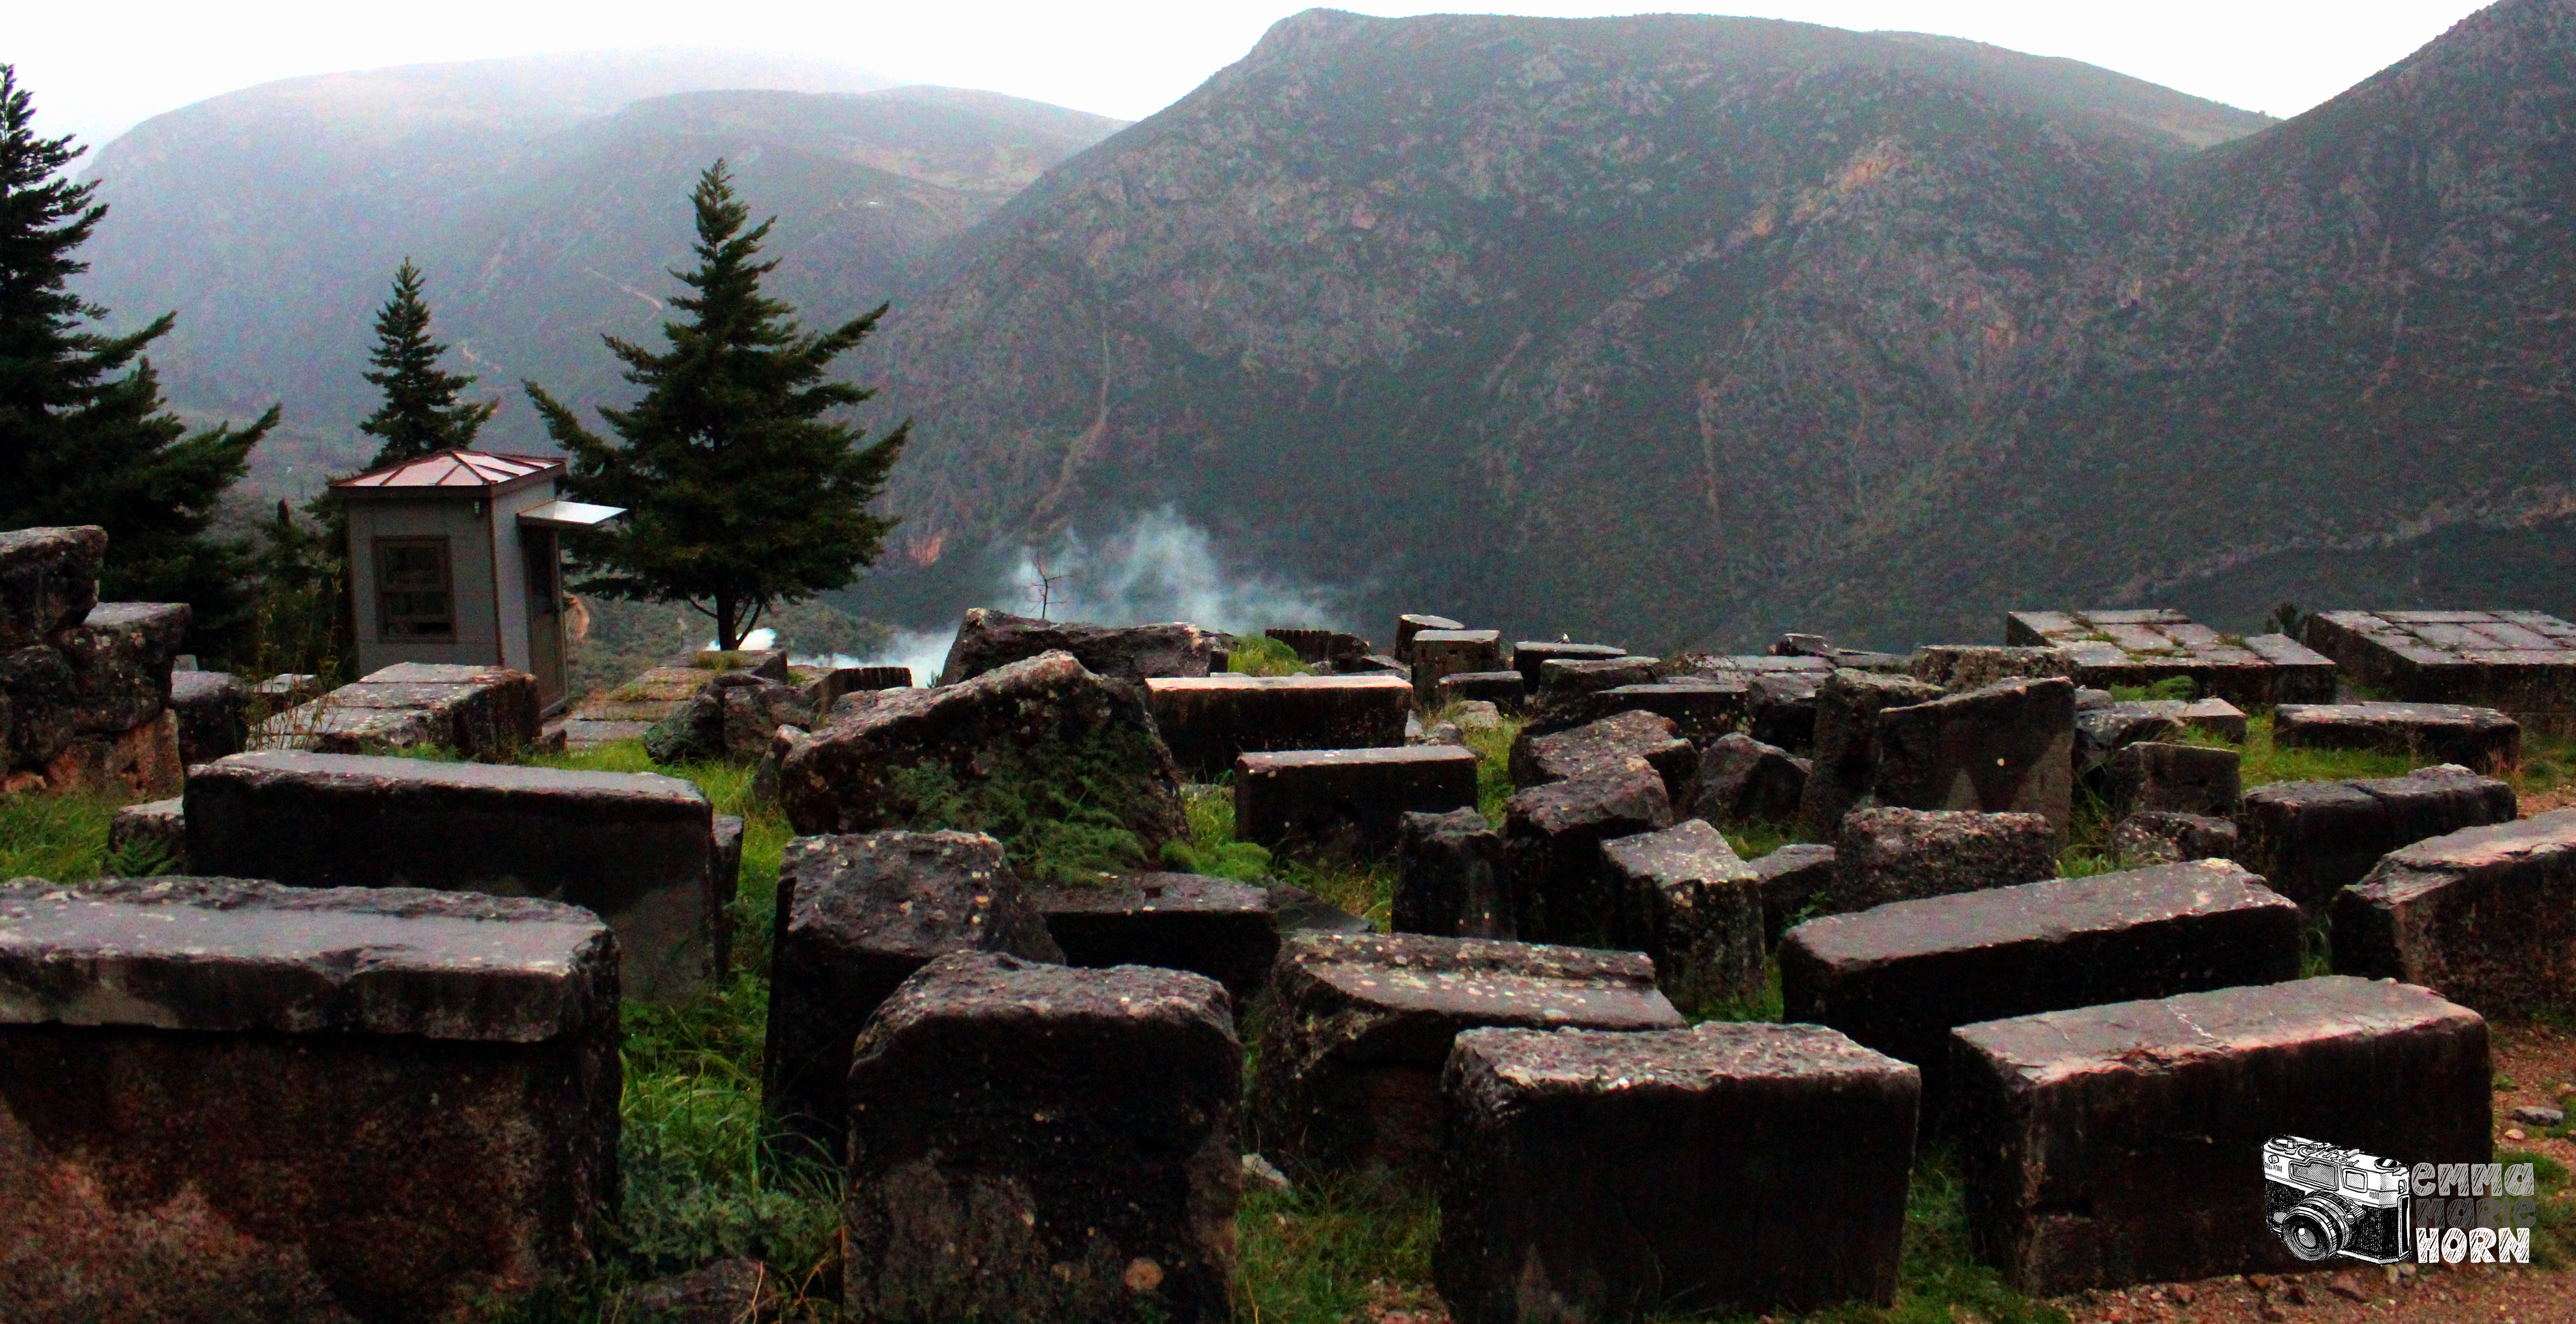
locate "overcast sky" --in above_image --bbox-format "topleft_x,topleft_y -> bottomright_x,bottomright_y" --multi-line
13,1 -> 2495,151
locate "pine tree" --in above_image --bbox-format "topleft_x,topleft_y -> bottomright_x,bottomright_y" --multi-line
524,161 -> 906,651
357,258 -> 497,470
0,64 -> 276,655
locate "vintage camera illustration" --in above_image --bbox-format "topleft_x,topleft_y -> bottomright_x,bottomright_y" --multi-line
2263,1135 -> 2412,1263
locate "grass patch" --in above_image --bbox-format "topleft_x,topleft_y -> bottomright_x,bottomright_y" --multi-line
1233,1177 -> 1441,1323
1227,634 -> 1307,676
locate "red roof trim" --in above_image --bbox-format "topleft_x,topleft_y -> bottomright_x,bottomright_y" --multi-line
331,448 -> 566,490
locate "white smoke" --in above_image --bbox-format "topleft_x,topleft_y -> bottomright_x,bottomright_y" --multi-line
865,507 -> 1354,683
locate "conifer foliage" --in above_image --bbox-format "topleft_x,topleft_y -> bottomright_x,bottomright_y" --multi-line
357,258 -> 497,470
0,65 -> 275,643
525,161 -> 906,651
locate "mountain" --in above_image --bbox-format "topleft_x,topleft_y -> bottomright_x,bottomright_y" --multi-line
854,8 -> 2283,644
69,53 -> 1124,492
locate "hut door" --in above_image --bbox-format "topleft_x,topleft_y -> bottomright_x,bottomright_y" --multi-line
522,529 -> 566,709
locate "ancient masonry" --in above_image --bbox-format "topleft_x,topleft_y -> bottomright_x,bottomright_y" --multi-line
2,532 -> 2563,1319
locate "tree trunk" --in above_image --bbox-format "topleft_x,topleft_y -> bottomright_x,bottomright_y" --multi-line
715,588 -> 740,651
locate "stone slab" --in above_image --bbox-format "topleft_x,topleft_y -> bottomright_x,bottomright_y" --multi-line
1751,843 -> 1839,942
1410,629 -> 1506,704
167,668 -> 248,764
1523,679 -> 1750,745
58,601 -> 189,736
1600,819 -> 1764,1010
1510,708 -> 1694,805
1393,614 -> 1464,663
105,797 -> 187,872
1147,673 -> 1414,776
1872,677 -> 2076,831
2005,609 -> 2335,706
1394,807 -> 1512,939
0,525 -> 103,651
1795,669 -> 1945,840
2332,809 -> 2576,1017
2274,702 -> 2521,774
1034,872 -> 1278,1005
254,663 -> 542,759
2104,741 -> 2242,817
937,608 -> 1214,685
1435,668 -> 1525,711
2307,610 -> 2576,735
1502,763 -> 1672,945
1234,744 -> 1478,856
1829,807 -> 2059,915
2238,765 -> 2517,908
1511,641 -> 1626,689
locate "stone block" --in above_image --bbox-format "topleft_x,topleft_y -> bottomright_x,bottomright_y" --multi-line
1781,861 -> 2299,1107
1536,654 -> 1659,694
254,662 -> 543,759
1435,668 -> 1525,711
44,708 -> 182,797
57,601 -> 188,735
1511,641 -> 1626,688
647,671 -> 815,763
1234,745 -> 1478,856
2110,810 -> 2239,866
692,648 -> 791,679
937,607 -> 1214,684
0,877 -> 618,1320
1410,629 -> 1506,704
805,664 -> 915,708
2332,809 -> 2576,1016
2075,703 -> 2185,774
1502,764 -> 1673,943
1146,672 -> 1413,776
0,642 -> 75,770
1034,872 -> 1279,1004
1694,731 -> 1809,824
1906,645 -> 2077,691
1830,807 -> 2058,914
1269,883 -> 1374,935
1394,613 -> 1464,663
1751,843 -> 1838,942
1523,678 -> 1749,745
1600,819 -> 1764,1009
1749,669 -> 1825,752
2104,741 -> 2242,816
1395,807 -> 1512,939
1794,668 -> 1945,839
1872,677 -> 2077,831
106,796 -> 187,872
0,524 -> 103,651
1510,708 -> 1695,805
185,749 -> 721,1002
1437,1022 -> 1917,1323
1254,931 -> 1683,1182
780,651 -> 1188,855
2275,702 -> 2522,774
2238,765 -> 2517,908
844,953 -> 1238,1324
2307,609 -> 2576,735
623,1259 -> 783,1323
1953,977 -> 2490,1294
168,668 -> 249,763
760,830 -> 1061,1159
2007,608 -> 2337,706
1266,627 -> 1374,667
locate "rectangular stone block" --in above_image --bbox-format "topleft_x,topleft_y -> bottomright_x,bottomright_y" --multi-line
1411,629 -> 1505,703
805,664 -> 913,708
1394,613 -> 1463,663
2238,765 -> 2517,908
2308,609 -> 2576,735
0,877 -> 618,1320
1795,669 -> 1945,840
2274,702 -> 2521,774
184,749 -> 721,1002
2332,809 -> 2576,1016
1751,842 -> 1838,942
57,601 -> 189,735
1511,641 -> 1626,688
2005,609 -> 2335,705
1830,807 -> 2059,914
168,668 -> 249,763
254,662 -> 542,759
1536,655 -> 1658,694
1872,677 -> 2076,831
1033,872 -> 1279,1005
1503,763 -> 1673,944
106,796 -> 187,872
1235,745 -> 1478,856
1781,860 -> 2300,1107
1395,807 -> 1512,939
1529,679 -> 1749,747
1600,819 -> 1764,1010
1435,668 -> 1526,711
1145,673 -> 1412,776
1953,977 -> 2489,1294
1254,932 -> 1682,1182
761,830 -> 1061,1160
2104,741 -> 2242,816
844,953 -> 1239,1324
1694,731 -> 1809,825
1268,627 -> 1374,667
1437,1022 -> 1918,1323
0,525 -> 103,651
1511,709 -> 1694,803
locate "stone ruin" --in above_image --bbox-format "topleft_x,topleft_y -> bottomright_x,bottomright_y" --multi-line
1,526 -> 189,796
9,556 -> 2576,1319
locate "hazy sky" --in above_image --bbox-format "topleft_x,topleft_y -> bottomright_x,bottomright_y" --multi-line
14,1 -> 2495,151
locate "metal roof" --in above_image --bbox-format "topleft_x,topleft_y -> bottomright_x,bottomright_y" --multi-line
518,499 -> 626,530
332,449 -> 564,491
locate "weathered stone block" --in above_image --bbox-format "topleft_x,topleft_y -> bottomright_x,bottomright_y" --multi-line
1510,708 -> 1694,806
1782,861 -> 2299,1107
646,672 -> 815,763
168,668 -> 248,764
2332,809 -> 2576,1017
1437,1022 -> 1917,1323
1511,641 -> 1625,688
1694,730 -> 1809,824
254,662 -> 543,759
1146,672 -> 1414,776
186,749 -> 721,1002
1536,654 -> 1659,694
1034,872 -> 1278,1004
1751,842 -> 1838,942
1831,807 -> 2058,914
1235,745 -> 1478,856
44,708 -> 182,797
1394,613 -> 1464,663
1435,668 -> 1525,711
2110,810 -> 2239,866
1502,764 -> 1673,943
2104,741 -> 2242,816
780,652 -> 1188,858
1523,678 -> 1749,745
1953,977 -> 2490,1294
1749,669 -> 1825,752
1872,677 -> 2077,831
937,607 -> 1214,684
761,831 -> 1061,1159
57,601 -> 188,735
0,877 -> 619,1320
1267,627 -> 1374,667
106,796 -> 187,871
1254,932 -> 1682,1182
1795,668 -> 1945,840
2238,765 -> 2517,908
2007,609 -> 2336,705
2275,702 -> 2521,774
844,953 -> 1238,1324
1906,645 -> 2076,692
1410,629 -> 1505,704
2075,703 -> 2185,774
2307,609 -> 2576,735
1395,807 -> 1512,939
1600,819 -> 1764,1009
0,525 -> 103,651
805,664 -> 915,708
0,643 -> 75,770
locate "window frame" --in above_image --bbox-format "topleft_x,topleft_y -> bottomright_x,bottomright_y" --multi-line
374,536 -> 458,642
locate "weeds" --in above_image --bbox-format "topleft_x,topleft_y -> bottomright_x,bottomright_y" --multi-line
1227,634 -> 1307,677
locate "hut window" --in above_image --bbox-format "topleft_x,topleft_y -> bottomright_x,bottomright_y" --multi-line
375,537 -> 456,640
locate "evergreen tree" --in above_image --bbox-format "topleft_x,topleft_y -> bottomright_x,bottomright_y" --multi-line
0,64 -> 275,654
524,161 -> 906,651
357,258 -> 496,470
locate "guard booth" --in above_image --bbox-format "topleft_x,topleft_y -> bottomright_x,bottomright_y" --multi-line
332,449 -> 625,714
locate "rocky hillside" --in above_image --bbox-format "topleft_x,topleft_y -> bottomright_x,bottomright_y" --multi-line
862,3 -> 2576,650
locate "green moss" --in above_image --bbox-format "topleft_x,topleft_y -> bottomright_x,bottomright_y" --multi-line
2105,676 -> 2198,702
1226,633 -> 1307,676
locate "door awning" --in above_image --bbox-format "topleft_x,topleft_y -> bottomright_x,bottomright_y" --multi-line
517,500 -> 626,530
